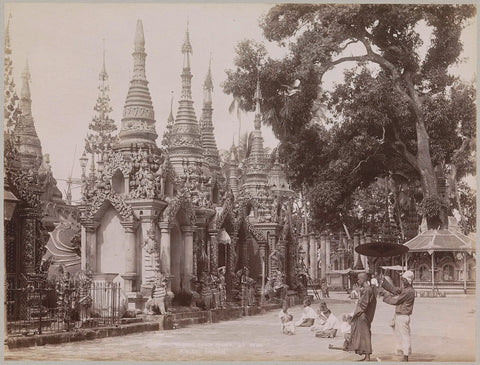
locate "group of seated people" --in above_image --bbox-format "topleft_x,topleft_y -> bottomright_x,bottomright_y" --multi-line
278,298 -> 352,347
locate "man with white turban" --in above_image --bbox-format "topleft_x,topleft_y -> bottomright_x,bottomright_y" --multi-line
381,270 -> 416,362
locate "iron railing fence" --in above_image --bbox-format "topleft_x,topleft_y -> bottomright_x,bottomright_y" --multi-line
5,281 -> 122,336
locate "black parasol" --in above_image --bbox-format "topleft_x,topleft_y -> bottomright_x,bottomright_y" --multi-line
355,242 -> 409,257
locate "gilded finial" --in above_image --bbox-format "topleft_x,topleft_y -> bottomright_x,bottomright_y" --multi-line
134,19 -> 145,52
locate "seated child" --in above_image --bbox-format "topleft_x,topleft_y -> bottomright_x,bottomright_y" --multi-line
283,314 -> 295,335
314,308 -> 339,338
278,301 -> 290,333
295,298 -> 317,327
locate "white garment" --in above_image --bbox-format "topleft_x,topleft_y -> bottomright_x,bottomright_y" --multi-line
295,306 -> 317,326
393,314 -> 412,355
316,312 -> 340,331
371,278 -> 378,286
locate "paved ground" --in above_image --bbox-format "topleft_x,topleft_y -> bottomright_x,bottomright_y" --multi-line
4,294 -> 476,362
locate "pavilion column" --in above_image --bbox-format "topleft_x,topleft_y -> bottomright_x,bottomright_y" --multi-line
301,234 -> 310,271
181,226 -> 195,293
159,222 -> 173,295
121,219 -> 139,292
431,251 -> 435,290
268,232 -> 277,277
209,230 -> 219,273
258,242 -> 267,305
463,252 -> 467,294
320,233 -> 327,280
226,236 -> 237,301
82,221 -> 99,272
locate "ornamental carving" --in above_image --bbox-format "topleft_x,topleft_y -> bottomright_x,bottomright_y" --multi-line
246,219 -> 266,242
11,168 -> 42,209
102,150 -> 133,179
171,135 -> 202,148
85,191 -> 136,221
143,222 -> 159,254
123,106 -> 154,120
162,195 -> 196,225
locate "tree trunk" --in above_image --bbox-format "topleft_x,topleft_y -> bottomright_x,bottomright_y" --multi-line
405,76 -> 444,230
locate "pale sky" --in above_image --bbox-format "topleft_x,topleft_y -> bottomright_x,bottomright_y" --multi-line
4,3 -> 476,202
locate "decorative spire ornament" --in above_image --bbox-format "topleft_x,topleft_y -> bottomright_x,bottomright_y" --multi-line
243,76 -> 267,194
84,44 -> 117,160
200,55 -> 221,175
117,19 -> 157,149
14,58 -> 43,170
162,91 -> 175,147
168,23 -> 203,177
4,13 -> 20,133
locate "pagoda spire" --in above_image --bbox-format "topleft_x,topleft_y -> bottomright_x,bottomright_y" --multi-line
84,45 -> 117,160
117,19 -> 157,150
162,92 -> 175,147
243,76 -> 267,194
169,24 -> 203,177
228,141 -> 239,198
14,59 -> 43,170
4,13 -> 20,132
200,56 -> 221,175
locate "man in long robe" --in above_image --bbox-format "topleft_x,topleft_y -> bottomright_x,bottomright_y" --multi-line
348,272 -> 377,361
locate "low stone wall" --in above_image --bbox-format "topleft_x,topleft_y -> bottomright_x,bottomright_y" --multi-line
6,302 -> 290,349
6,322 -> 160,349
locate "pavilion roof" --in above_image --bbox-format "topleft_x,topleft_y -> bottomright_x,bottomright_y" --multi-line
404,228 -> 476,254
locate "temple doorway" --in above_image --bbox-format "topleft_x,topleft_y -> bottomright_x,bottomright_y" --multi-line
170,224 -> 184,295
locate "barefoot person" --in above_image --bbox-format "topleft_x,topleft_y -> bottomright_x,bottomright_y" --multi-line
348,272 -> 377,361
381,270 -> 415,362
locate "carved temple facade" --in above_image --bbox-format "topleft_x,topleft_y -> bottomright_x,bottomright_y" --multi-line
78,20 -> 298,309
4,17 -> 78,292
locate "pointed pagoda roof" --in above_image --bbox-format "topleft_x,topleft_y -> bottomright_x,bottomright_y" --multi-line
162,92 -> 175,147
200,57 -> 221,175
14,59 -> 43,169
243,77 -> 268,193
168,24 -> 203,176
85,45 -> 117,156
117,19 -> 157,149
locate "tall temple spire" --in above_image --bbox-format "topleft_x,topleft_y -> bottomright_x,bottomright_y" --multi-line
4,13 -> 20,132
14,58 -> 43,169
200,56 -> 221,175
117,19 -> 157,149
162,92 -> 175,147
85,45 -> 117,161
243,76 -> 267,194
169,24 -> 203,176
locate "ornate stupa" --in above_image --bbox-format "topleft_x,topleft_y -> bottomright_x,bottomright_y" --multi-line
117,19 -> 157,150
199,57 -> 221,176
14,60 -> 43,170
168,24 -> 204,177
242,78 -> 268,195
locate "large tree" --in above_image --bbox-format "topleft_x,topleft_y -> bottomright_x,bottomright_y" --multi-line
223,4 -> 476,231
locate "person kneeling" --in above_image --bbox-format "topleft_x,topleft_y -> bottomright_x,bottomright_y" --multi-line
295,299 -> 317,327
314,307 -> 340,338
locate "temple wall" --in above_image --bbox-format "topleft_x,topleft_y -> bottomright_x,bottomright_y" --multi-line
96,207 -> 125,278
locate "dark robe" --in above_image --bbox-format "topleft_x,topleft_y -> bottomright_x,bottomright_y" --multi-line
348,284 -> 377,355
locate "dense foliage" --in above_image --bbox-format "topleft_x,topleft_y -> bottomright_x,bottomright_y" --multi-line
223,4 -> 476,233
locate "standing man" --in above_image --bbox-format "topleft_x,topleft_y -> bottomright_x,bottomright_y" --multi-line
348,272 -> 377,361
381,270 -> 415,362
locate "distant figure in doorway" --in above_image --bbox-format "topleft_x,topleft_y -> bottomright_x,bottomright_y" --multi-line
348,272 -> 377,361
381,270 -> 415,362
321,279 -> 330,298
295,298 -> 317,327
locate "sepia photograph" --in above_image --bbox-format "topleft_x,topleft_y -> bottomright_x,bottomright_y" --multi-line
2,1 -> 477,362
